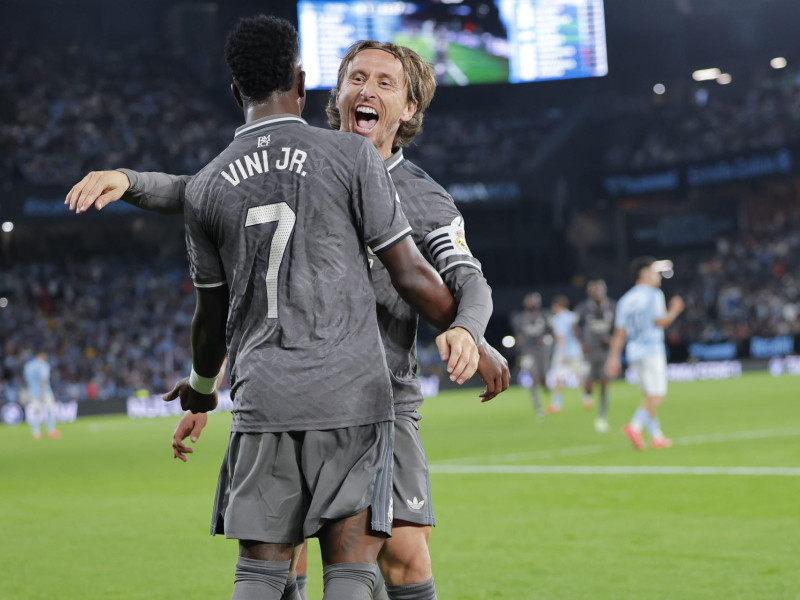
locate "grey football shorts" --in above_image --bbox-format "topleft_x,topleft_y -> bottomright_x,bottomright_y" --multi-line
391,413 -> 435,526
211,421 -> 394,544
585,351 -> 609,381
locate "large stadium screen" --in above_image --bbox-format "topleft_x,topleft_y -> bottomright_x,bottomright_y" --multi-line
298,0 -> 608,89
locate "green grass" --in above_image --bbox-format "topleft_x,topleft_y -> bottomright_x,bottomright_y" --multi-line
393,33 -> 509,84
2,372 -> 799,599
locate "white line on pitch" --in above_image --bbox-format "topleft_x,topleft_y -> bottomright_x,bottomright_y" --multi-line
430,465 -> 800,476
434,426 -> 800,466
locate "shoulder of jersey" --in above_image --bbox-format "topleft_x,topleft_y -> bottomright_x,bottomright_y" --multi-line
397,158 -> 451,197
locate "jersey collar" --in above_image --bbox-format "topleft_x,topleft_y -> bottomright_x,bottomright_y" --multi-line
234,114 -> 307,139
384,149 -> 405,173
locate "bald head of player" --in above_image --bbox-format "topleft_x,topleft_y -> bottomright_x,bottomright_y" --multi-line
225,15 -> 306,122
327,40 -> 437,159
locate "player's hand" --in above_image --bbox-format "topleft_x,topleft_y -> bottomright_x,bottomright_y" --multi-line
435,327 -> 479,385
669,295 -> 685,314
163,376 -> 218,414
171,412 -> 208,462
476,342 -> 510,402
605,357 -> 621,378
65,170 -> 130,214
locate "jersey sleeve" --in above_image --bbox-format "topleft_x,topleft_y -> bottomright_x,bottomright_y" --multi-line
441,267 -> 492,344
655,290 -> 667,319
350,139 -> 411,252
183,187 -> 226,289
422,208 -> 482,276
118,169 -> 190,215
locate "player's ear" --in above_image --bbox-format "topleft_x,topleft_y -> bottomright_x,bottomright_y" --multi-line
296,67 -> 306,100
399,100 -> 417,124
231,83 -> 244,108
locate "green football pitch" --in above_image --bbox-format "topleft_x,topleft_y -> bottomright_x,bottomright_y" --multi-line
2,371 -> 798,599
393,33 -> 509,85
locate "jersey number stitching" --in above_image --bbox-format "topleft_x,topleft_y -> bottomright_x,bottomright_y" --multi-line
245,202 -> 296,319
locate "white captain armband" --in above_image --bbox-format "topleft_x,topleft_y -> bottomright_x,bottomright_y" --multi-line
423,225 -> 474,260
189,368 -> 217,395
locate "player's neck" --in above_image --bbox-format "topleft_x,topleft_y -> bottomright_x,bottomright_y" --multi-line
243,96 -> 303,124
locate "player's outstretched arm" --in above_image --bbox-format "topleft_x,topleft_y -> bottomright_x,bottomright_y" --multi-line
377,237 -> 479,384
66,170 -> 131,213
66,170 -> 188,215
476,341 -> 510,402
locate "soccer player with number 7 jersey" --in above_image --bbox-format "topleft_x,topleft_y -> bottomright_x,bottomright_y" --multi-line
605,257 -> 685,450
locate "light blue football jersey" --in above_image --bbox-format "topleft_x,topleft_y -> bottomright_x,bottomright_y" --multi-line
615,284 -> 667,362
23,357 -> 52,398
551,310 -> 583,359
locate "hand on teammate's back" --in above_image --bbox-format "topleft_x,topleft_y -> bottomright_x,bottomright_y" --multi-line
163,376 -> 218,414
65,170 -> 130,213
476,342 -> 510,402
171,412 -> 208,462
435,327 -> 480,385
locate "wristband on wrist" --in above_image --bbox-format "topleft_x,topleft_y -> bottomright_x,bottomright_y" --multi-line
189,368 -> 217,395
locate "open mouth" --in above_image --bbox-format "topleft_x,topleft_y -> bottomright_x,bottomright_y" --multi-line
354,105 -> 379,133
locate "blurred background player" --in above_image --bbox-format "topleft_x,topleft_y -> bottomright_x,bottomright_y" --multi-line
606,257 -> 685,450
548,296 -> 584,414
510,292 -> 551,417
22,352 -> 60,440
575,279 -> 616,432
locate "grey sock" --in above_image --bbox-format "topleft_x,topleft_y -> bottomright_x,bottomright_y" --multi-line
373,569 -> 390,600
322,562 -> 377,600
296,574 -> 309,600
531,388 -> 543,415
231,557 -> 291,600
386,577 -> 437,600
599,389 -> 609,418
281,574 -> 302,600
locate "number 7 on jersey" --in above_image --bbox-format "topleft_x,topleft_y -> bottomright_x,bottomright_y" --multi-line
245,202 -> 296,318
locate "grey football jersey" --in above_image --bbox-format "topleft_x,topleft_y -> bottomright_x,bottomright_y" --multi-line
184,114 -> 412,433
370,150 -> 489,414
575,298 -> 617,353
510,310 -> 551,355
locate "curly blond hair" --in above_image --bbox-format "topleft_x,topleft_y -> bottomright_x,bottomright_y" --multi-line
326,41 -> 436,150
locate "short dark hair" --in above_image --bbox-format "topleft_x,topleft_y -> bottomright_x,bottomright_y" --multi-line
225,15 -> 299,103
630,256 -> 656,281
552,295 -> 570,309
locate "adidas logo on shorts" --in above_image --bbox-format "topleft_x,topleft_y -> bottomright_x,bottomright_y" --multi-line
406,497 -> 425,511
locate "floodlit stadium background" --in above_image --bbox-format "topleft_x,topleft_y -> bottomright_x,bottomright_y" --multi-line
1,1 -> 799,599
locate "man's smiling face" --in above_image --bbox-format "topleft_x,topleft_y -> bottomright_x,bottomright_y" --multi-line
336,48 -> 417,159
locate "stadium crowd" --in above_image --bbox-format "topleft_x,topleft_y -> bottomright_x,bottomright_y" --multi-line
408,106 -> 565,181
671,204 -> 800,344
0,253 -> 195,403
603,70 -> 800,170
0,43 -> 236,187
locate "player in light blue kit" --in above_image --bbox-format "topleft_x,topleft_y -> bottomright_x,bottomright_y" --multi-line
547,296 -> 584,414
23,352 -> 60,440
605,257 -> 684,450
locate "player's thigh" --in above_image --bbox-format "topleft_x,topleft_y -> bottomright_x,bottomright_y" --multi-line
304,421 -> 393,562
214,431 -> 307,545
639,354 -> 667,397
392,415 -> 435,525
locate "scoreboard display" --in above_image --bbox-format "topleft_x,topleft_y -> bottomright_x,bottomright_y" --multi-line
298,0 -> 608,89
